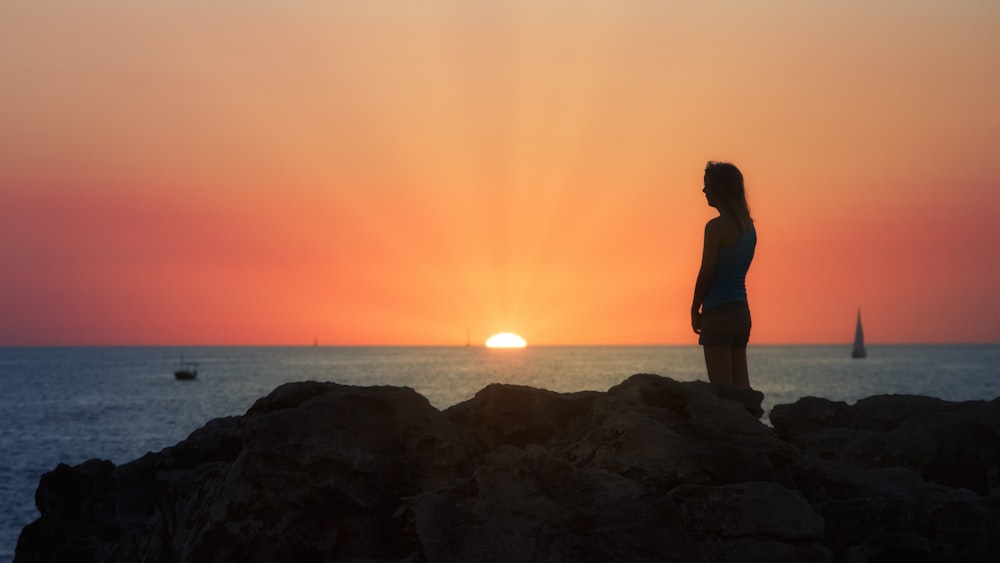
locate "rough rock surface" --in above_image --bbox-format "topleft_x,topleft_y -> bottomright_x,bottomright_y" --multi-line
16,374 -> 1000,562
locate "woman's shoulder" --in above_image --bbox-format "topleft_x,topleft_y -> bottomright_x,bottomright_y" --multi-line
705,216 -> 742,235
703,216 -> 733,245
706,215 -> 730,227
707,215 -> 752,247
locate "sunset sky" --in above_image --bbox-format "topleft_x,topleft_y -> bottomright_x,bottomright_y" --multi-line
2,1 -> 998,346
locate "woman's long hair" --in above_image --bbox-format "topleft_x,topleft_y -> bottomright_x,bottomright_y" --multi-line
704,161 -> 753,231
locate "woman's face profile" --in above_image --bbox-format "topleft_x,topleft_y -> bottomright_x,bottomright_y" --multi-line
702,183 -> 719,208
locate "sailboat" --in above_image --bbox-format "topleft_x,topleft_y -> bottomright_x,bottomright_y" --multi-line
174,359 -> 199,380
851,309 -> 867,359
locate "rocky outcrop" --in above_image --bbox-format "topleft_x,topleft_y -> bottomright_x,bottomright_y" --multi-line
770,394 -> 1000,561
771,394 -> 1000,495
16,375 -> 1000,562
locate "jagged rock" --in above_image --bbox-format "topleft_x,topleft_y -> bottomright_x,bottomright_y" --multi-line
15,375 -> 1000,562
668,481 -> 830,563
772,394 -> 1000,562
771,395 -> 1000,495
16,459 -> 116,563
442,383 -> 600,453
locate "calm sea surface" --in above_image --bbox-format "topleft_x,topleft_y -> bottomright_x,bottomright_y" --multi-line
2,344 -> 999,560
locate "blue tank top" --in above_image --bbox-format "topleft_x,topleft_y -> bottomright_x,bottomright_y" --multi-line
703,229 -> 756,310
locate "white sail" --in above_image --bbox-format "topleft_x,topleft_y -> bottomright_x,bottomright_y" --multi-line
851,309 -> 867,359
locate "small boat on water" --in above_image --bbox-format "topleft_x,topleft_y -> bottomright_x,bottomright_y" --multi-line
851,309 -> 867,359
174,361 -> 199,380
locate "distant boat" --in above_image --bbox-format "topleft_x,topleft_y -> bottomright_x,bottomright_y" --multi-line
851,310 -> 867,359
174,360 -> 199,380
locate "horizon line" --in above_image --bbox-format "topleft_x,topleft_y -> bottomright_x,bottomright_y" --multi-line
2,342 -> 998,348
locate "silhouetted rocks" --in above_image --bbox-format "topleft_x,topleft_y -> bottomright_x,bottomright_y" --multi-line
16,375 -> 1000,562
771,394 -> 1000,495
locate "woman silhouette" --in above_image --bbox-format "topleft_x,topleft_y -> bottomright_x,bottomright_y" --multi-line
690,161 -> 756,388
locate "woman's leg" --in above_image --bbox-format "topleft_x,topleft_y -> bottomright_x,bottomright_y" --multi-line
703,345 -> 733,385
730,346 -> 750,389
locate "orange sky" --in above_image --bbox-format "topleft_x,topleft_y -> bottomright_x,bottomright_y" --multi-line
2,1 -> 999,346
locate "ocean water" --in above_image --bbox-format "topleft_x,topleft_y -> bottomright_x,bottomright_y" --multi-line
2,344 -> 999,560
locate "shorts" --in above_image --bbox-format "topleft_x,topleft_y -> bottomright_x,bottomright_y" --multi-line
699,301 -> 751,347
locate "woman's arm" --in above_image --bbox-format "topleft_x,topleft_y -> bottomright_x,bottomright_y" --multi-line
691,219 -> 724,334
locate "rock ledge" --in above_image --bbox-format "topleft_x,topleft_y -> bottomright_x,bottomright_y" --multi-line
16,374 -> 1000,562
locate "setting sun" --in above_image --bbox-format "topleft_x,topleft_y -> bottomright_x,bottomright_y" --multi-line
485,333 -> 527,348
